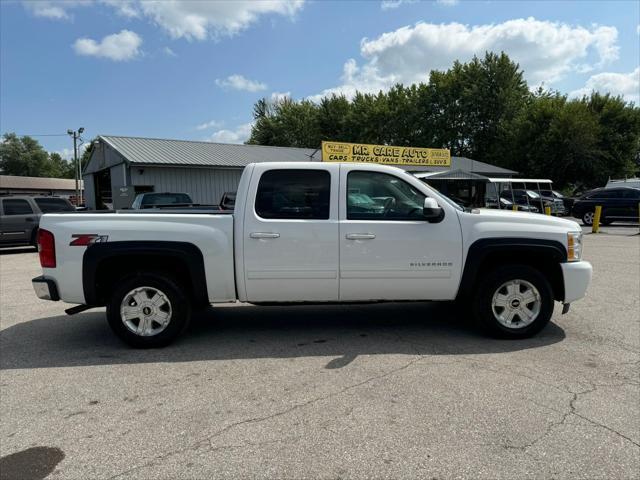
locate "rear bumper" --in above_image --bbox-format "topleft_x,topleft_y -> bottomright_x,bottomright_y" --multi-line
561,261 -> 592,303
32,276 -> 60,301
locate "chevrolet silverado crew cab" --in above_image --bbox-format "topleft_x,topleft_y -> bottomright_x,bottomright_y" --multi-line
32,163 -> 592,348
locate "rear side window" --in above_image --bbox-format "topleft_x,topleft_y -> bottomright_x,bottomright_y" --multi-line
34,198 -> 74,213
2,199 -> 34,215
255,169 -> 330,219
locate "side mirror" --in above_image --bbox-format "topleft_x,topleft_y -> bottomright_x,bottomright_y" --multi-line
423,197 -> 444,222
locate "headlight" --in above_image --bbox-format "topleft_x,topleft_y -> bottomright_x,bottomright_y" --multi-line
567,231 -> 582,261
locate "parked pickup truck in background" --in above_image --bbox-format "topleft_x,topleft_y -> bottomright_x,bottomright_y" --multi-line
32,162 -> 592,347
130,192 -> 194,209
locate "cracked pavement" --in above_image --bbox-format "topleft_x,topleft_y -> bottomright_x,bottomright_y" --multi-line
1,227 -> 638,479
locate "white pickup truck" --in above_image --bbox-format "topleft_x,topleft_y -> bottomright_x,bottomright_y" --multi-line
32,162 -> 592,347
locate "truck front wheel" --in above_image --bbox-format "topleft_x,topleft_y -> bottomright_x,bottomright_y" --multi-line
106,273 -> 191,348
473,265 -> 554,339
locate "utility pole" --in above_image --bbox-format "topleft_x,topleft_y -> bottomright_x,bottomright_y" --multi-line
67,127 -> 84,205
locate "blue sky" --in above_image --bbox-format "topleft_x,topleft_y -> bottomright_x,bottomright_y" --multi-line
1,0 -> 638,157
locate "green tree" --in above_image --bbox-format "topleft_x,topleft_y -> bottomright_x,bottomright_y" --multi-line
245,52 -> 639,189
0,133 -> 76,178
425,53 -> 529,163
0,133 -> 50,176
48,152 -> 75,179
506,92 -> 601,188
582,92 -> 640,183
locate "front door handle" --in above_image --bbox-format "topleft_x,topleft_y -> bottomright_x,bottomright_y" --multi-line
25,218 -> 35,222
345,233 -> 376,240
250,232 -> 280,239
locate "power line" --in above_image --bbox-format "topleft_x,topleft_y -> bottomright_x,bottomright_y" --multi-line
12,133 -> 69,137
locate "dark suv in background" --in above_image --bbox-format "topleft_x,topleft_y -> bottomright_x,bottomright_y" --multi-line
572,187 -> 640,226
0,196 -> 74,248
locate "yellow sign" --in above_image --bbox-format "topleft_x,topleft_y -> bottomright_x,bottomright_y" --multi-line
321,141 -> 450,167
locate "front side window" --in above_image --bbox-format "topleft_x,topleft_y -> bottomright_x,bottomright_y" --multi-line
255,169 -> 330,219
347,171 -> 426,220
34,198 -> 74,213
2,199 -> 34,215
591,190 -> 617,199
621,189 -> 640,199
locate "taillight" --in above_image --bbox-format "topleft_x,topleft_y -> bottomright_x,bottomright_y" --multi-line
37,229 -> 56,268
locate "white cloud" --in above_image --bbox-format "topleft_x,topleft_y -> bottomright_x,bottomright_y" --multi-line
311,18 -> 619,100
58,148 -> 75,160
209,123 -> 253,144
73,30 -> 142,61
270,91 -> 291,102
57,142 -> 89,160
101,0 -> 139,17
215,74 -> 267,92
570,68 -> 640,104
139,0 -> 304,40
163,46 -> 177,57
195,120 -> 223,131
26,1 -> 304,40
23,0 -> 90,19
436,0 -> 459,5
380,0 -> 416,10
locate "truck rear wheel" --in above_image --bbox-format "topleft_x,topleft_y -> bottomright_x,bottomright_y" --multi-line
472,265 -> 554,339
106,273 -> 191,348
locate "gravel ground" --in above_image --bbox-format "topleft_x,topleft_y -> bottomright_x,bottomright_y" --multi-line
1,227 -> 638,479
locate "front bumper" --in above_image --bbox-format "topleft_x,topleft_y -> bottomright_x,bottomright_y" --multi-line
32,276 -> 60,301
561,261 -> 592,303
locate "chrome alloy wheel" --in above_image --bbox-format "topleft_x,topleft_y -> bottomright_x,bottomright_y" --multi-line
583,211 -> 594,225
491,279 -> 541,329
120,286 -> 172,336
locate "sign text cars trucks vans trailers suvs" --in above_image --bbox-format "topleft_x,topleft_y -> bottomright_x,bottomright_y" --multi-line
32,163 -> 592,348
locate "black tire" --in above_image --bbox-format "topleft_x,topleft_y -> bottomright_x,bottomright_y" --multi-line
106,272 -> 191,348
582,211 -> 594,226
472,265 -> 554,339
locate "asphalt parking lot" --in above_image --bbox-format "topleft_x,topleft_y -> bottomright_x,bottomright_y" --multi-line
1,226 -> 639,479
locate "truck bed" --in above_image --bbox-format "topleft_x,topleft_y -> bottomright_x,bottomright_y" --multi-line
39,212 -> 237,304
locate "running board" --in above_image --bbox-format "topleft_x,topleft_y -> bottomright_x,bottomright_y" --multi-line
65,304 -> 94,315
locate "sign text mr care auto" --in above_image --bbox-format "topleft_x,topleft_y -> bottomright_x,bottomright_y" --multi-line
321,141 -> 450,167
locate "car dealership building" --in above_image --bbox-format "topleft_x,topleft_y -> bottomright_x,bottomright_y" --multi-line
82,135 -> 516,209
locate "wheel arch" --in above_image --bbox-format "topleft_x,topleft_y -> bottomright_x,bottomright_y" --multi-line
457,238 -> 566,302
83,241 -> 209,307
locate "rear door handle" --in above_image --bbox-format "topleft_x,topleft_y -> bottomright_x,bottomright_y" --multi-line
25,218 -> 35,222
345,233 -> 376,240
250,232 -> 280,239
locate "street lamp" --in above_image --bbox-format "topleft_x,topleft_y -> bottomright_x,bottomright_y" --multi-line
67,128 -> 84,205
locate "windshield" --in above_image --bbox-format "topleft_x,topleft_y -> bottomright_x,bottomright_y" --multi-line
408,172 -> 463,211
525,190 -> 541,198
141,193 -> 192,206
34,197 -> 74,212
